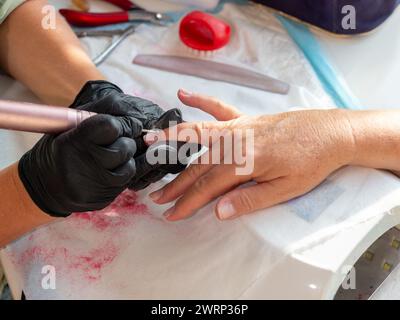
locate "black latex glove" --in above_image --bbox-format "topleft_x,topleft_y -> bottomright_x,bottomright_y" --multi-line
129,140 -> 197,191
18,113 -> 141,217
18,80 -> 160,217
69,80 -> 189,191
70,81 -> 164,129
128,108 -> 192,191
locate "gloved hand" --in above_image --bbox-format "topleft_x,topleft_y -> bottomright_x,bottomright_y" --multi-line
18,112 -> 141,217
127,109 -> 192,190
69,80 -> 164,130
17,80 -> 159,217
19,80 -> 191,217
69,80 -> 189,191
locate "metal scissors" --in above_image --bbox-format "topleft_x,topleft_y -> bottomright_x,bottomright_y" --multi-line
60,0 -> 172,27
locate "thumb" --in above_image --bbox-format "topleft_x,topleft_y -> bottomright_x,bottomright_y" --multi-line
215,178 -> 297,220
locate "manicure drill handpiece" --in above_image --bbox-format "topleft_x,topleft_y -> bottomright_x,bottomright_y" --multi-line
0,100 -> 159,135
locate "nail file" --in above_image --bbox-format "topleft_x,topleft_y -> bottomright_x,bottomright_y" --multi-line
133,54 -> 290,95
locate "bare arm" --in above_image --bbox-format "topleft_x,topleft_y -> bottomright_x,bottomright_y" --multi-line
0,164 -> 56,248
0,0 -> 105,246
0,0 -> 104,106
346,110 -> 400,177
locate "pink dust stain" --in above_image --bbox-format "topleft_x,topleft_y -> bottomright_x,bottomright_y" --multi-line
15,246 -> 65,265
12,242 -> 118,282
10,190 -> 148,283
71,189 -> 149,231
68,242 -> 119,281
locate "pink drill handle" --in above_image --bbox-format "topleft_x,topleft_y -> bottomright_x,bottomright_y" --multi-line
0,100 -> 96,134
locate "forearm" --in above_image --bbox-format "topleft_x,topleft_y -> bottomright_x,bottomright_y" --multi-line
0,163 -> 56,248
0,0 -> 104,106
343,109 -> 400,175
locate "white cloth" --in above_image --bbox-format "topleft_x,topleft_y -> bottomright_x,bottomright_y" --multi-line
1,1 -> 400,299
0,0 -> 24,24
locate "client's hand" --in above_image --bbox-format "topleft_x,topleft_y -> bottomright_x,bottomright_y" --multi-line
148,90 -> 356,221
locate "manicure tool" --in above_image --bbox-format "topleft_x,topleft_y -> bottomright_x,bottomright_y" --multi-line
92,25 -> 136,66
73,24 -> 137,66
66,1 -> 172,66
0,100 -> 158,135
133,54 -> 290,95
60,0 -> 172,27
74,25 -> 130,37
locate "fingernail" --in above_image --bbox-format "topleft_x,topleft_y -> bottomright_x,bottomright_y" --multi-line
143,132 -> 159,145
179,89 -> 192,98
163,206 -> 175,219
217,200 -> 236,220
149,189 -> 163,202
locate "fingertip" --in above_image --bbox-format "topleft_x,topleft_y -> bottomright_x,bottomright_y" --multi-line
163,205 -> 194,222
149,189 -> 163,203
125,158 -> 137,180
143,132 -> 160,145
166,214 -> 186,222
118,137 -> 137,159
163,206 -> 178,221
178,88 -> 192,100
119,158 -> 137,181
165,215 -> 179,222
216,197 -> 238,220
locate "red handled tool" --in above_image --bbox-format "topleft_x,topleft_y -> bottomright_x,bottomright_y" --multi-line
60,0 -> 171,27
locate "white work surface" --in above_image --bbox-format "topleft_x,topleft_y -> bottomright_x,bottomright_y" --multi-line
1,1 -> 400,300
315,7 -> 400,300
315,7 -> 400,110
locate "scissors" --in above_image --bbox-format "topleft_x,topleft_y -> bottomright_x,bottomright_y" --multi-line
60,0 -> 172,27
